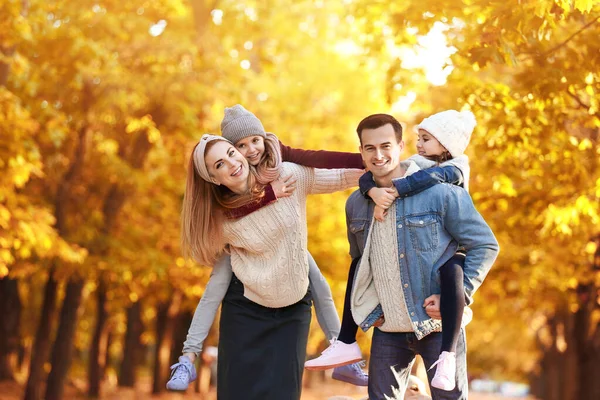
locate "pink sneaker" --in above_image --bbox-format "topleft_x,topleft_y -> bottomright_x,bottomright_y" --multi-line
304,339 -> 362,370
430,351 -> 456,391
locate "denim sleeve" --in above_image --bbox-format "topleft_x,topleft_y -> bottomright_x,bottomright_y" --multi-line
442,188 -> 500,306
393,165 -> 463,198
182,254 -> 233,356
358,171 -> 376,197
345,198 -> 361,260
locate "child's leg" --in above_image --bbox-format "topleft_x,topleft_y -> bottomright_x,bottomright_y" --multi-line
337,257 -> 361,344
439,253 -> 466,353
169,254 -> 233,391
304,257 -> 365,377
307,252 -> 341,340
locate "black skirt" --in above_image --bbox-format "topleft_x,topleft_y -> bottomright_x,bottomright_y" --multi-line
217,274 -> 312,400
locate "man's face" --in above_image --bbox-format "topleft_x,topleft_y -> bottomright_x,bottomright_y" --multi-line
359,123 -> 404,179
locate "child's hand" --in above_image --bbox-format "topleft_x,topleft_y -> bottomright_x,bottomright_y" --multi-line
272,174 -> 297,198
374,205 -> 387,222
367,187 -> 397,209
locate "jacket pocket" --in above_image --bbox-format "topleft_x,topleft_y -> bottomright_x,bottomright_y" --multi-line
406,213 -> 439,252
349,219 -> 367,253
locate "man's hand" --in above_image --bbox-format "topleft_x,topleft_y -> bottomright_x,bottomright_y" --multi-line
272,174 -> 297,198
373,315 -> 385,327
423,295 -> 441,320
367,187 -> 397,209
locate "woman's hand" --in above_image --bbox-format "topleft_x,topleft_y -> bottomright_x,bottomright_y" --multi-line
373,315 -> 385,327
272,174 -> 297,198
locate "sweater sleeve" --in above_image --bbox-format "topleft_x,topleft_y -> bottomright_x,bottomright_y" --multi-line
181,254 -> 233,356
292,164 -> 362,195
279,141 -> 364,169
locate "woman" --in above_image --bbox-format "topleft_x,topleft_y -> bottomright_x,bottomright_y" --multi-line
168,105 -> 367,392
181,133 -> 362,399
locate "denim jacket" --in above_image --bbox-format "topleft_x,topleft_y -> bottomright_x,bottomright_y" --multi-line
347,161 -> 499,339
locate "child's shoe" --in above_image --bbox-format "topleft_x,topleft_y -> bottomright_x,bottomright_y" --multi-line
332,362 -> 368,386
430,351 -> 456,391
166,355 -> 197,391
304,339 -> 362,370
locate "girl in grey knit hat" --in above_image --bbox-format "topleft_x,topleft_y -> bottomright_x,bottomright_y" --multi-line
168,105 -> 370,394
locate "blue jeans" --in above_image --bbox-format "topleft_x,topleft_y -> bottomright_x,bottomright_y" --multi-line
368,328 -> 468,400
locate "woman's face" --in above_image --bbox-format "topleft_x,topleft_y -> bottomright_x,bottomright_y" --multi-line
234,135 -> 266,166
416,129 -> 447,157
205,141 -> 249,193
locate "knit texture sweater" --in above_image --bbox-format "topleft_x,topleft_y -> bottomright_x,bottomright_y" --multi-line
370,202 -> 414,332
223,162 -> 363,308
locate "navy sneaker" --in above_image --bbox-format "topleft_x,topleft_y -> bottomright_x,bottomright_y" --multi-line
332,361 -> 368,386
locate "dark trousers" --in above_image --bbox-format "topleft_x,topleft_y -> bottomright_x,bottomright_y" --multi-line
368,329 -> 468,400
217,275 -> 312,400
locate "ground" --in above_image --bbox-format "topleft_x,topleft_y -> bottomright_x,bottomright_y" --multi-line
0,379 -> 534,400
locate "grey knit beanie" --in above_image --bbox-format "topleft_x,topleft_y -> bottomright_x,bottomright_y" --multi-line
221,104 -> 267,144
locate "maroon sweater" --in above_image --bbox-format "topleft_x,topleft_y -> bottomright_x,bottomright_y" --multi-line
225,141 -> 363,219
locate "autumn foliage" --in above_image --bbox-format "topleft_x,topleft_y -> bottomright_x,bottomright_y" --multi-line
1,1 -> 599,399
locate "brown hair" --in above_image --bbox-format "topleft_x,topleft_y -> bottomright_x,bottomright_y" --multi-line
356,114 -> 403,144
253,133 -> 282,185
181,141 -> 264,266
426,151 -> 453,164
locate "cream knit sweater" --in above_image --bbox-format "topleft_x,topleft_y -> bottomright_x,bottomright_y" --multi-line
223,162 -> 363,308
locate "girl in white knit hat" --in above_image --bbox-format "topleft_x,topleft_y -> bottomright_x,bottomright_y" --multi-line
305,109 -> 477,392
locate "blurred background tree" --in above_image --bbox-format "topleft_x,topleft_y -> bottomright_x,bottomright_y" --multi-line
0,0 -> 599,399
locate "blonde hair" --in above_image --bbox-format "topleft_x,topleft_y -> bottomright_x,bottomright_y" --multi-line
253,133 -> 282,184
181,141 -> 265,266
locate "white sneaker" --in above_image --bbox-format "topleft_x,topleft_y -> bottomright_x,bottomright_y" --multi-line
304,339 -> 362,370
430,351 -> 456,391
166,356 -> 197,391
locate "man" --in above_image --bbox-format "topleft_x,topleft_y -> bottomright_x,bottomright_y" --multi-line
347,114 -> 499,399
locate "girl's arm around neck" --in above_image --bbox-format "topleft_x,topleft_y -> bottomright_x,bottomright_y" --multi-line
279,141 -> 364,169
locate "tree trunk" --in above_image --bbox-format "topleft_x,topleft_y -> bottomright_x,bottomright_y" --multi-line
170,310 -> 193,366
0,277 -> 21,381
87,280 -> 108,397
44,279 -> 85,400
152,293 -> 182,394
103,331 -> 113,380
24,272 -> 58,400
118,301 -> 143,387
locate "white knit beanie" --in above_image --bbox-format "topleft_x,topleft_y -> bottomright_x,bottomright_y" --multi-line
415,110 -> 477,157
221,104 -> 267,144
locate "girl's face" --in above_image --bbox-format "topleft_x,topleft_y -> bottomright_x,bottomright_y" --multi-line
235,135 -> 266,166
205,141 -> 249,193
416,129 -> 447,157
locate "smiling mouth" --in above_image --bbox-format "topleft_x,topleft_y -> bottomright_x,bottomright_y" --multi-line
247,153 -> 260,160
231,165 -> 243,177
371,160 -> 388,167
